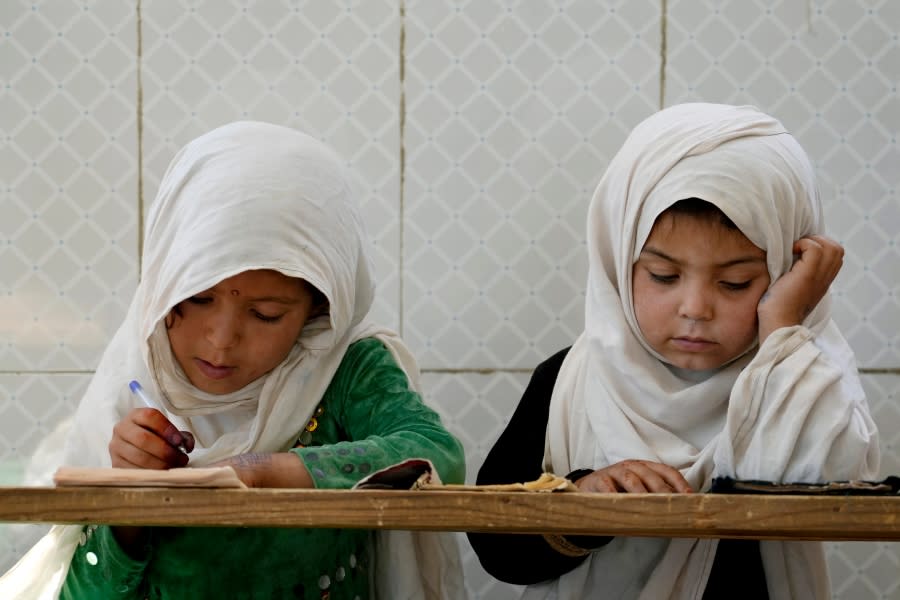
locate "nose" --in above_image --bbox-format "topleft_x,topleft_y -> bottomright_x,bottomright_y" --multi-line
678,282 -> 713,322
205,307 -> 240,350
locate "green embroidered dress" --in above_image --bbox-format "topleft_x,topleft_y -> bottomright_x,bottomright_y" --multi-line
60,338 -> 465,600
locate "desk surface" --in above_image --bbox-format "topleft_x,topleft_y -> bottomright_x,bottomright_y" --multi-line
1,487 -> 898,541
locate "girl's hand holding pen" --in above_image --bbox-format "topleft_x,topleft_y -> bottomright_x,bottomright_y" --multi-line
109,408 -> 195,469
107,383 -> 198,558
109,380 -> 195,469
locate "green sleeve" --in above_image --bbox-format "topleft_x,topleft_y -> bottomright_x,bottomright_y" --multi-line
292,338 -> 465,488
60,525 -> 148,599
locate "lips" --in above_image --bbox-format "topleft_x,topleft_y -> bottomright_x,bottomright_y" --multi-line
194,358 -> 236,380
671,337 -> 715,352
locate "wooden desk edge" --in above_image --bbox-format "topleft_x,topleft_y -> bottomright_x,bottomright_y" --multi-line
0,487 -> 897,541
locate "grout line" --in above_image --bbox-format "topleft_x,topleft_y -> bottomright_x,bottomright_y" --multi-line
806,0 -> 815,34
397,1 -> 406,337
421,367 -> 900,376
659,0 -> 667,109
422,368 -> 540,375
0,371 -> 95,375
2,367 -> 898,376
136,0 -> 144,279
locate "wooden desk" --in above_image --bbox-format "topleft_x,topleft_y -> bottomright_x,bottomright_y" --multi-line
0,487 -> 898,541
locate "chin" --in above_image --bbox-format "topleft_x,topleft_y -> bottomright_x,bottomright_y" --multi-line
667,356 -> 722,372
188,376 -> 237,395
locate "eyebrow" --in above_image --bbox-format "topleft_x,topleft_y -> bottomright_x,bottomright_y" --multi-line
244,295 -> 303,304
206,285 -> 304,305
640,246 -> 767,268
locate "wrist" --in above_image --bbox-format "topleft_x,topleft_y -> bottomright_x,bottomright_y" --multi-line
757,314 -> 798,345
566,468 -> 594,485
229,452 -> 313,488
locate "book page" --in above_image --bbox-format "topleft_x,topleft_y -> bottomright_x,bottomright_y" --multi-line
53,466 -> 247,489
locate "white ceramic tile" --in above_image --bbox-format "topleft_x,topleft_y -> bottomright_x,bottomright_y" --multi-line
665,0 -> 900,368
421,370 -> 530,599
860,374 -> 900,478
139,1 -> 402,329
845,374 -> 900,598
828,541 -> 900,600
421,369 -> 530,483
0,1 -> 139,370
404,0 -> 661,369
0,373 -> 89,574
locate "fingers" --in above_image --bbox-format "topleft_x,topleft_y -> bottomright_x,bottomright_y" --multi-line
575,460 -> 693,494
758,235 -> 844,342
109,408 -> 190,470
793,235 -> 843,286
178,430 -> 196,453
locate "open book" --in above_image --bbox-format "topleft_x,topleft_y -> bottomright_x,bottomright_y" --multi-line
53,460 -> 576,493
53,466 -> 247,488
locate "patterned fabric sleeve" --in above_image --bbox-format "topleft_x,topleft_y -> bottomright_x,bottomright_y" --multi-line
292,337 -> 466,489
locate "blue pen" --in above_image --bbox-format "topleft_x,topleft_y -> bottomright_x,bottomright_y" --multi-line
128,380 -> 158,410
128,380 -> 189,453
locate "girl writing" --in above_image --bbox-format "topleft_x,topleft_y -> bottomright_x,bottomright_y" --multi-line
3,121 -> 466,599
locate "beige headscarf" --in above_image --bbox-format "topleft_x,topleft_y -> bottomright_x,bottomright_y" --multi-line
527,104 -> 879,600
1,121 -> 463,599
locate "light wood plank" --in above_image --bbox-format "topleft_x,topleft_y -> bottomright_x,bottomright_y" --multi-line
0,487 -> 898,541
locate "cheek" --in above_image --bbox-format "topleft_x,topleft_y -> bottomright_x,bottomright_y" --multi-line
257,319 -> 306,360
271,330 -> 300,357
722,295 -> 763,339
165,321 -> 192,369
632,281 -> 664,336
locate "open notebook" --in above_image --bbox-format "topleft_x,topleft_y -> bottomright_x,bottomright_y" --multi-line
53,466 -> 247,488
52,460 -> 577,493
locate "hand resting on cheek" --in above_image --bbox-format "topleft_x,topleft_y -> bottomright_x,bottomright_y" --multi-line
757,234 -> 844,344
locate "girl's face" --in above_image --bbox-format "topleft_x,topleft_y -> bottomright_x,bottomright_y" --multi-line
166,270 -> 319,394
632,212 -> 771,371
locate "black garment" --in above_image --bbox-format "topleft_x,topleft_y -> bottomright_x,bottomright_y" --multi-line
466,347 -> 769,599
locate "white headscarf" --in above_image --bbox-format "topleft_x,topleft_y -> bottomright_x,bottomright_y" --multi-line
527,104 -> 879,600
2,121 -> 463,600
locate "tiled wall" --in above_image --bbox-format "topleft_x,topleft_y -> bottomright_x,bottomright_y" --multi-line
1,2 -> 897,598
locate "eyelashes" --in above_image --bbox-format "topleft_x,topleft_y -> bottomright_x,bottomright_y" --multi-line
647,273 -> 752,290
649,273 -> 677,284
252,311 -> 283,323
185,296 -> 284,323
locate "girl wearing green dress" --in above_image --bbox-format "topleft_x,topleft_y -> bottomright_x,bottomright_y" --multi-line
2,121 -> 466,600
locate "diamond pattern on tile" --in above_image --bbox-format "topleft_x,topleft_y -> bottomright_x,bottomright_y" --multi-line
0,373 -> 89,574
421,370 -> 529,600
0,1 -> 139,370
139,1 -> 402,329
861,374 -> 900,480
827,542 -> 900,600
422,370 -> 529,483
404,0 -> 662,369
819,373 -> 900,600
665,0 -> 900,368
